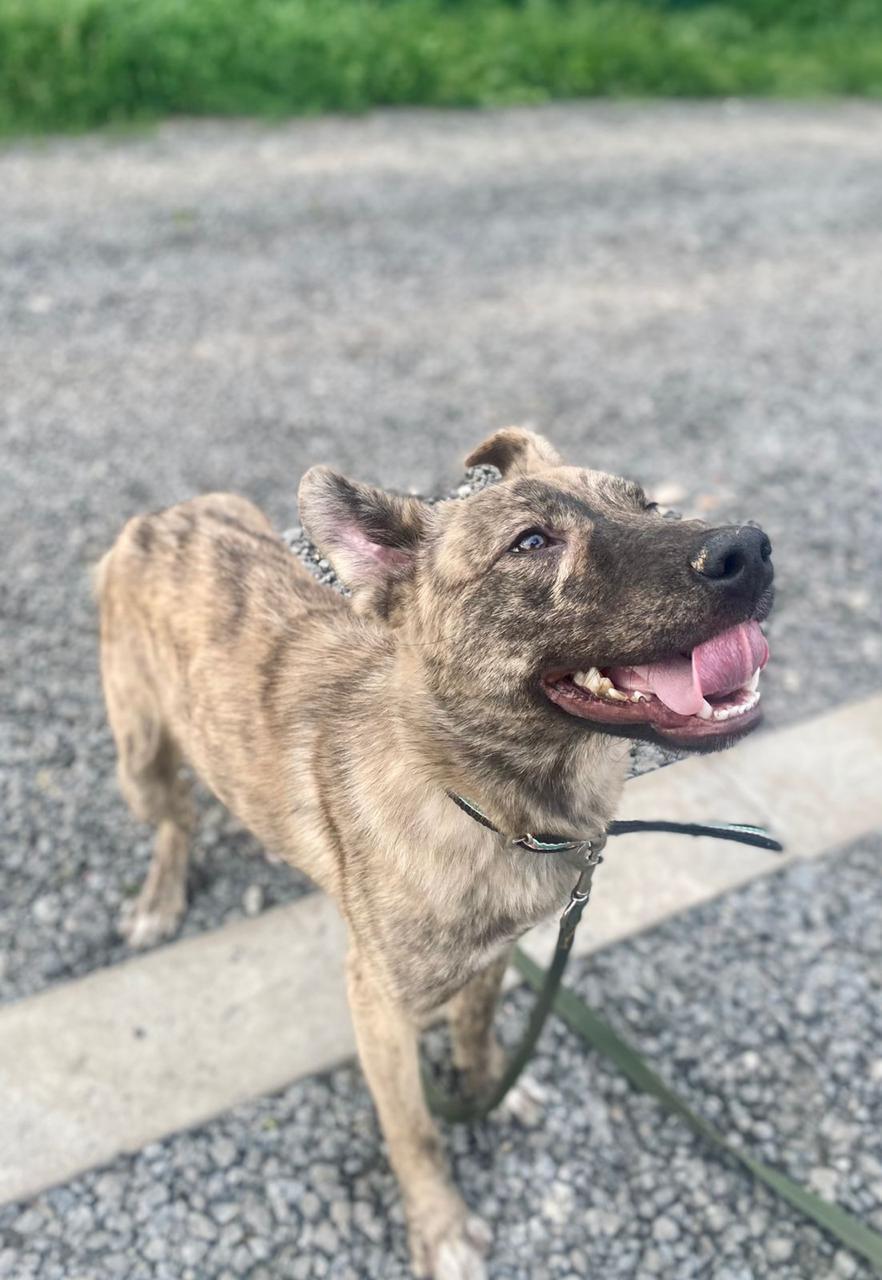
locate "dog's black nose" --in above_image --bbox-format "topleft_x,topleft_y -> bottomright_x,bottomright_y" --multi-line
691,526 -> 772,592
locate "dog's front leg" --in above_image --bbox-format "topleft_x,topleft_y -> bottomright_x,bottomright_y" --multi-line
346,948 -> 491,1279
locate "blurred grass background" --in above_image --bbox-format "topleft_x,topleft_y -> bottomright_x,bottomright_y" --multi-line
1,0 -> 881,134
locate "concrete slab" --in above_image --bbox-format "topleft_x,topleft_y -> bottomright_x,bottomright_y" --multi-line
0,895 -> 350,1204
2,694 -> 880,1205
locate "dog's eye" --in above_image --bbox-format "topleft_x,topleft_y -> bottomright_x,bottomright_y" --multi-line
643,500 -> 660,513
510,529 -> 550,553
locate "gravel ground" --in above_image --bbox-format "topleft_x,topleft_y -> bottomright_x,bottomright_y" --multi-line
2,834 -> 879,1279
2,102 -> 882,1004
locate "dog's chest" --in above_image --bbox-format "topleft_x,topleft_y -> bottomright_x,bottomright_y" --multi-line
360,833 -> 576,1013
337,767 -> 606,1013
376,908 -> 522,1013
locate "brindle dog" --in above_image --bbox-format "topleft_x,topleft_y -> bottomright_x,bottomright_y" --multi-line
97,429 -> 773,1279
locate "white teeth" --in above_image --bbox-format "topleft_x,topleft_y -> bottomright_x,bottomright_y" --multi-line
709,689 -> 761,721
573,668 -> 629,701
605,685 -> 630,702
572,666 -> 762,720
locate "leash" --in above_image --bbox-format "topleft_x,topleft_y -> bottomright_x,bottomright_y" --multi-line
446,790 -> 785,854
422,828 -> 609,1124
422,816 -> 882,1274
423,815 -> 782,1125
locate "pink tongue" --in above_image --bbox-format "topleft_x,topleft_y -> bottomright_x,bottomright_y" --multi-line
609,621 -> 769,716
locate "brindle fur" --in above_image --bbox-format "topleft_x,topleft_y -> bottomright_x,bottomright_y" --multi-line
97,429 -> 769,1279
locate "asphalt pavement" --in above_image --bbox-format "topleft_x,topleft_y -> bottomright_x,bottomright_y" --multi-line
1,102 -> 881,1277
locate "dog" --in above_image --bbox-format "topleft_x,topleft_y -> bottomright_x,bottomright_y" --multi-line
96,428 -> 774,1279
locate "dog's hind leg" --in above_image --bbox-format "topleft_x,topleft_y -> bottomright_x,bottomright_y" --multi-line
346,947 -> 491,1279
448,950 -> 510,1095
117,732 -> 193,949
448,950 -> 546,1128
102,638 -> 194,949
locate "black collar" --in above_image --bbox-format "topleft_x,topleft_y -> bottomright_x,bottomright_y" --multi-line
447,790 -> 784,854
447,791 -> 589,852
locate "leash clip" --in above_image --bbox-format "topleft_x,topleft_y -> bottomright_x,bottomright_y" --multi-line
559,835 -> 607,948
582,832 -> 607,864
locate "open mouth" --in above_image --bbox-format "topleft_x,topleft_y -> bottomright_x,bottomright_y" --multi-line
542,621 -> 769,745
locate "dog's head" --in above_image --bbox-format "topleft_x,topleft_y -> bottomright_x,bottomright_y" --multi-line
299,428 -> 774,750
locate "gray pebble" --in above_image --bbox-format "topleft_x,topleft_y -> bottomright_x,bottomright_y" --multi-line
809,1167 -> 840,1200
766,1237 -> 794,1262
242,884 -> 264,917
651,1215 -> 680,1243
210,1200 -> 240,1225
210,1138 -> 238,1169
188,1211 -> 217,1241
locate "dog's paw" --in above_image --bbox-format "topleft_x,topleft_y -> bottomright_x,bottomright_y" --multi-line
119,897 -> 184,949
434,1217 -> 491,1280
409,1205 -> 491,1280
497,1074 -> 546,1127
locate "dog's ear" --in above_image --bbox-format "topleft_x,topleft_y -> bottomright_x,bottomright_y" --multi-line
298,466 -> 429,617
465,427 -> 563,478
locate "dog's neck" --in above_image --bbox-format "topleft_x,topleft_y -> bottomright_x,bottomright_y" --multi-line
386,645 -> 629,841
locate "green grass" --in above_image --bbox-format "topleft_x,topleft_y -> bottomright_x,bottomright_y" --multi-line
1,0 -> 881,135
